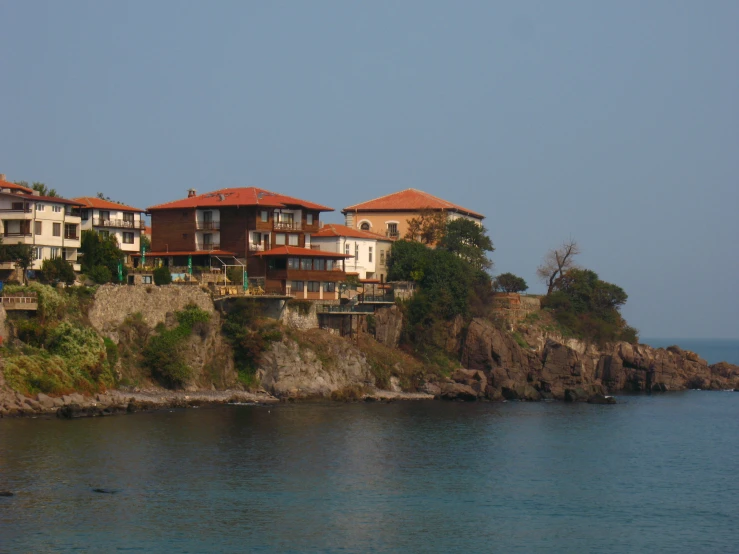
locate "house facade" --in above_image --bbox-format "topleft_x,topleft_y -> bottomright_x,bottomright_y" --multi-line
310,224 -> 393,281
342,188 -> 484,241
0,176 -> 82,271
74,197 -> 146,264
146,187 -> 347,294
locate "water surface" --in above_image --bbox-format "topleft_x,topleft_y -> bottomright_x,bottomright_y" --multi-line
1,394 -> 737,552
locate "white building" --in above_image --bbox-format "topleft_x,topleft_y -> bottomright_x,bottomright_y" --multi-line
73,197 -> 146,264
310,223 -> 394,281
0,176 -> 82,271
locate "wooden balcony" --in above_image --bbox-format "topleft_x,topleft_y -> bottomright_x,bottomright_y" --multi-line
199,243 -> 221,251
196,220 -> 220,230
274,221 -> 302,231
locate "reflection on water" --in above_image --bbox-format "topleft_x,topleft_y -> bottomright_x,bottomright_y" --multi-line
1,394 -> 737,552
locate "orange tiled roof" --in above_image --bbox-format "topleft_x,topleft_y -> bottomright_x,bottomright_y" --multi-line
0,180 -> 33,194
255,246 -> 352,258
311,223 -> 390,241
73,196 -> 144,213
342,188 -> 484,219
147,187 -> 333,212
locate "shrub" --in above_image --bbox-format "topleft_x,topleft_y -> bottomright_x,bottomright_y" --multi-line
153,266 -> 172,286
88,265 -> 112,284
40,257 -> 77,285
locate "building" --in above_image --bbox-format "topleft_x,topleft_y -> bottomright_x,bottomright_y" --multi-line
73,197 -> 146,264
0,174 -> 82,271
146,187 -> 346,294
342,188 -> 484,240
310,223 -> 393,281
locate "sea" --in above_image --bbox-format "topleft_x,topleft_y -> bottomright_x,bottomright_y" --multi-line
1,390 -> 738,553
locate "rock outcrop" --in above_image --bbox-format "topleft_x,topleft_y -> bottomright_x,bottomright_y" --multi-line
458,318 -> 738,400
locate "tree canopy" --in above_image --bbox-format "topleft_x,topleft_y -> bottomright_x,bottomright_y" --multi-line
80,230 -> 126,283
438,218 -> 495,271
14,181 -> 58,197
494,272 -> 528,293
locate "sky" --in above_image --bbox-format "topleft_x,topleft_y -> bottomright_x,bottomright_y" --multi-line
1,0 -> 737,339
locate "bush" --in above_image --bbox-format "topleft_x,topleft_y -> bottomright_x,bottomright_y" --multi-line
88,265 -> 112,284
40,257 -> 76,285
494,272 -> 528,293
153,266 -> 172,285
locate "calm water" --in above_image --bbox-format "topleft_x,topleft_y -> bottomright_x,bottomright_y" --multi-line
643,338 -> 739,365
1,395 -> 738,553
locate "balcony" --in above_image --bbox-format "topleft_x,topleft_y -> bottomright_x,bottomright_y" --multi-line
274,221 -> 302,231
196,220 -> 220,230
64,231 -> 79,240
250,243 -> 265,252
199,243 -> 221,251
3,232 -> 32,237
0,207 -> 33,213
386,230 -> 399,239
92,218 -> 146,230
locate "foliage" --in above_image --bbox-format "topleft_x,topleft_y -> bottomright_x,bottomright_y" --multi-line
542,268 -> 638,345
46,322 -> 109,379
5,282 -> 67,320
14,181 -> 58,197
386,240 -> 430,282
153,266 -> 172,285
80,230 -> 126,282
142,304 -> 211,388
537,239 -> 580,295
494,272 -> 528,293
286,299 -> 313,315
0,241 -> 34,282
40,257 -> 76,285
438,218 -> 495,271
404,209 -> 448,244
88,265 -> 112,284
140,233 -> 151,253
221,299 -> 283,386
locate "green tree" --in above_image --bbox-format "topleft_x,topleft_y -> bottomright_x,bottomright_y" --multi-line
140,233 -> 151,252
13,181 -> 58,197
41,257 -> 76,285
386,240 -> 430,281
494,272 -> 528,293
1,242 -> 34,284
438,218 -> 495,271
404,209 -> 448,244
80,230 -> 125,282
153,266 -> 172,285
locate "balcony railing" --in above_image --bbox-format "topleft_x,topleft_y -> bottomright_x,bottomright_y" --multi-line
4,232 -> 32,237
250,243 -> 265,251
199,243 -> 221,251
64,232 -> 79,240
196,220 -> 220,230
92,218 -> 146,229
0,207 -> 33,213
386,230 -> 399,239
274,221 -> 302,231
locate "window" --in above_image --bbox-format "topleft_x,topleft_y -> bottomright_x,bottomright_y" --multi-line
368,246 -> 373,263
252,232 -> 261,247
52,205 -> 62,213
324,282 -> 336,293
123,212 -> 134,223
292,281 -> 304,292
123,232 -> 134,244
380,250 -> 385,266
203,233 -> 212,247
300,258 -> 312,270
50,247 -> 61,258
288,234 -> 299,246
64,224 -> 77,239
37,203 -> 45,212
326,259 -> 335,271
314,259 -> 325,271
53,223 -> 61,237
261,210 -> 268,222
387,223 -> 398,238
307,281 -> 320,292
288,257 -> 300,270
100,210 -> 110,221
275,233 -> 286,246
33,247 -> 43,260
345,243 -> 350,256
355,244 -> 359,261
142,275 -> 153,284
11,202 -> 24,211
360,222 -> 370,231
306,213 -> 314,225
99,230 -> 110,239
81,210 -> 89,220
34,221 -> 42,235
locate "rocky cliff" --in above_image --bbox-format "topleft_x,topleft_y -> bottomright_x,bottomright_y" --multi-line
453,318 -> 738,401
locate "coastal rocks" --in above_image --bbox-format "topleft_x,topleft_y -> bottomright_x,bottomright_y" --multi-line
438,382 -> 478,401
587,394 -> 617,405
0,491 -> 14,497
373,305 -> 404,348
501,384 -> 541,401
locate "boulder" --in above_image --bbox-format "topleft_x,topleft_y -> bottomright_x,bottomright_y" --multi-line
501,384 -> 541,401
438,383 -> 478,401
587,394 -> 617,405
36,393 -> 57,410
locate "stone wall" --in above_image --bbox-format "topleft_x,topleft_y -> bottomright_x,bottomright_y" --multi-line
89,284 -> 215,334
281,301 -> 320,330
493,293 -> 541,323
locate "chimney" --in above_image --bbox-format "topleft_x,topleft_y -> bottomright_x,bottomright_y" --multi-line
187,188 -> 197,198
0,174 -> 6,181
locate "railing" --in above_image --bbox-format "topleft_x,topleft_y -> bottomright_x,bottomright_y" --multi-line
3,232 -> 32,237
200,243 -> 221,251
316,304 -> 375,314
1,294 -> 39,310
0,207 -> 32,213
92,218 -> 146,229
250,243 -> 265,251
386,230 -> 399,239
64,232 -> 79,240
360,293 -> 395,303
274,221 -> 302,231
196,220 -> 220,230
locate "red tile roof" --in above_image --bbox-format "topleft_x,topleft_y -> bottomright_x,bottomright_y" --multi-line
255,246 -> 352,258
311,223 -> 391,241
0,180 -> 33,194
0,190 -> 83,206
147,187 -> 333,212
73,196 -> 144,212
342,188 -> 484,219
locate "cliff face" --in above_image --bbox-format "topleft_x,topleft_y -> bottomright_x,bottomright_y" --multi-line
459,318 -> 738,399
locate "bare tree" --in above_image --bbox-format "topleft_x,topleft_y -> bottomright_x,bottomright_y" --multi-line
537,239 -> 580,295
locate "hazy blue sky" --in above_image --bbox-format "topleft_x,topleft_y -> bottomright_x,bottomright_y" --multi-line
1,1 -> 737,338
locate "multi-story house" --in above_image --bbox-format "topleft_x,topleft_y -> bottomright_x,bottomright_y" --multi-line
73,197 -> 146,264
310,224 -> 393,282
146,187 -> 350,296
0,175 -> 82,271
342,188 -> 484,240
